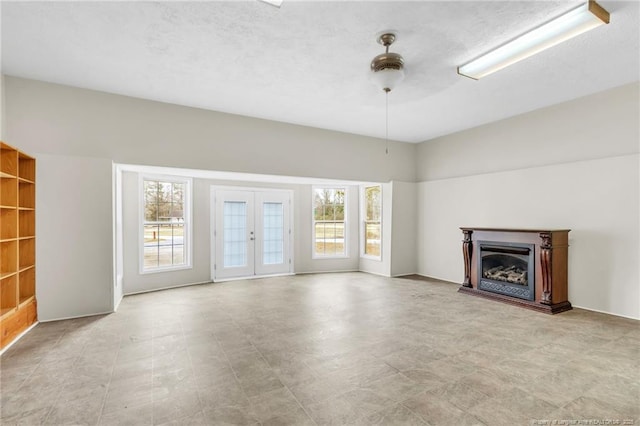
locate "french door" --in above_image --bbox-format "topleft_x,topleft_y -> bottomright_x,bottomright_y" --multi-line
212,189 -> 292,281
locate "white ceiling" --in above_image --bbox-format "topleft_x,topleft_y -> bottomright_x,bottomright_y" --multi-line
1,1 -> 638,143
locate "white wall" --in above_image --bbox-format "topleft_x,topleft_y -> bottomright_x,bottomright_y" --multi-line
416,82 -> 640,319
36,154 -> 114,321
1,74 -> 5,140
390,181 -> 417,277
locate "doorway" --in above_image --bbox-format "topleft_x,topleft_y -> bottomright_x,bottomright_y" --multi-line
212,188 -> 293,281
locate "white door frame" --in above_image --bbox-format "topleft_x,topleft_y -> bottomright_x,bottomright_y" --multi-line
210,186 -> 294,282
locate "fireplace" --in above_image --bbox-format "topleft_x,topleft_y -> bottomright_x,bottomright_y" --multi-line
478,241 -> 535,301
459,228 -> 572,314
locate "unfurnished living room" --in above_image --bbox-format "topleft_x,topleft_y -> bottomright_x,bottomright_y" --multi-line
0,1 -> 638,425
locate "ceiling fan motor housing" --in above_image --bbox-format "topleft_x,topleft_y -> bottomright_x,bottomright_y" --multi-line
370,32 -> 405,92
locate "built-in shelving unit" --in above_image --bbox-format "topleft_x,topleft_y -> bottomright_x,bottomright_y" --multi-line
0,142 -> 37,350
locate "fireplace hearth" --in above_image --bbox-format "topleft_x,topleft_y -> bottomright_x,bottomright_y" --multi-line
459,228 -> 571,314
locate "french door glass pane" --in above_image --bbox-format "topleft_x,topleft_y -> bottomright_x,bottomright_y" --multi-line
263,202 -> 284,265
223,201 -> 247,267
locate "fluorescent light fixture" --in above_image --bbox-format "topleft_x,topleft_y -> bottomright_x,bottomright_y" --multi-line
458,1 -> 610,80
259,0 -> 283,8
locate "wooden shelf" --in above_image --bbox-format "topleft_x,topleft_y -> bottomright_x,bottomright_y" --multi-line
1,178 -> 18,208
1,275 -> 18,314
0,143 -> 18,176
18,153 -> 36,182
1,209 -> 18,240
19,239 -> 35,270
19,210 -> 35,238
1,240 -> 18,275
19,268 -> 35,302
18,181 -> 35,209
0,142 -> 37,350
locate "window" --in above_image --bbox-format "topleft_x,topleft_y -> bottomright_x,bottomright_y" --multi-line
362,185 -> 382,259
313,187 -> 346,257
141,177 -> 191,272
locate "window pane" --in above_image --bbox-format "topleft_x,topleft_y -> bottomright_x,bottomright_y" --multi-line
144,246 -> 159,269
314,221 -> 345,256
144,181 -> 159,221
263,202 -> 284,265
157,202 -> 171,221
144,224 -> 160,244
158,244 -> 173,267
172,183 -> 184,204
365,186 -> 381,221
173,245 -> 184,265
363,186 -> 381,258
223,201 -> 247,267
365,222 -> 381,257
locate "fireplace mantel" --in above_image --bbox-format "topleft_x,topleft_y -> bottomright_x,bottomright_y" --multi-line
459,227 -> 572,314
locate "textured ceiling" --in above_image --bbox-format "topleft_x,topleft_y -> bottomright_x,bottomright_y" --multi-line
1,1 -> 639,143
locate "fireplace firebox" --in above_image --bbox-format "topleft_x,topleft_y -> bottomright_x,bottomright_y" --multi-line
478,242 -> 535,301
459,228 -> 572,314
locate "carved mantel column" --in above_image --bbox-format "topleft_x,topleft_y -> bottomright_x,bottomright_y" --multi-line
462,229 -> 473,288
539,232 -> 553,304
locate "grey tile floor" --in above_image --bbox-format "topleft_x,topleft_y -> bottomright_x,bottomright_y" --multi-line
0,272 -> 638,425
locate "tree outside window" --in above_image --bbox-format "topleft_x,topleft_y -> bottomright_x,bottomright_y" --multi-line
364,185 -> 381,258
313,188 -> 346,257
143,179 -> 188,270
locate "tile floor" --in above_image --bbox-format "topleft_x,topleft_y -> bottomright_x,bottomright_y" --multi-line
0,273 -> 638,425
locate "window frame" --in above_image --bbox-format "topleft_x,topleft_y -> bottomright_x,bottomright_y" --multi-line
360,184 -> 382,261
311,186 -> 348,259
139,174 -> 193,274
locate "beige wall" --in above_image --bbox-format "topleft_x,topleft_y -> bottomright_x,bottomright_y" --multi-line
36,154 -> 114,321
415,82 -> 640,319
390,181 -> 417,277
6,76 -> 416,183
416,82 -> 639,181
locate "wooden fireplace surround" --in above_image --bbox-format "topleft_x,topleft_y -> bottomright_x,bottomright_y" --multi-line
458,228 -> 572,314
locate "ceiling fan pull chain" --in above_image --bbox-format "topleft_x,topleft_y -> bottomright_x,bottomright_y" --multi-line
385,90 -> 389,155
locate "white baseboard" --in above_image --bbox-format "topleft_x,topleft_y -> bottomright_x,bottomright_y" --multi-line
124,280 -> 213,296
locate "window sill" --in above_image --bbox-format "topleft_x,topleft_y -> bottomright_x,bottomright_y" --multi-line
140,264 -> 192,275
312,255 -> 350,260
360,255 -> 382,262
